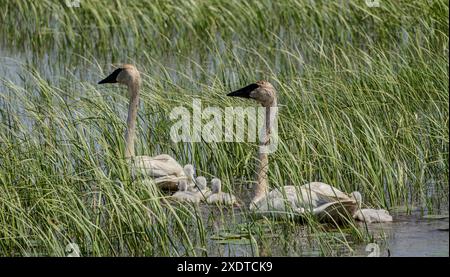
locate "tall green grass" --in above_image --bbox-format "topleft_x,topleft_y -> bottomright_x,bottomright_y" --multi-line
0,0 -> 448,256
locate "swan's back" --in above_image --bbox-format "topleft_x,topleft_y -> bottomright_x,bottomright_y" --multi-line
252,186 -> 310,211
172,190 -> 201,204
207,193 -> 236,205
191,185 -> 212,201
251,184 -> 358,222
256,185 -> 327,210
301,182 -> 351,203
353,208 -> 393,223
133,154 -> 184,177
130,154 -> 185,190
312,200 -> 359,223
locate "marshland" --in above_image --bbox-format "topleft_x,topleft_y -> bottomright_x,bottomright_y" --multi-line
0,0 -> 448,257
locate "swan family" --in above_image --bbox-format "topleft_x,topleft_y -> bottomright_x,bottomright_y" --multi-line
98,64 -> 392,224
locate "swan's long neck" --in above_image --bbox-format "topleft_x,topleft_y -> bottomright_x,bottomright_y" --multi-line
125,81 -> 140,159
252,98 -> 277,205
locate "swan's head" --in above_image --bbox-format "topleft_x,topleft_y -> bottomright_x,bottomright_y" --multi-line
183,164 -> 195,179
178,180 -> 188,192
350,191 -> 362,206
196,176 -> 207,190
227,80 -> 276,107
98,64 -> 141,87
211,178 -> 222,194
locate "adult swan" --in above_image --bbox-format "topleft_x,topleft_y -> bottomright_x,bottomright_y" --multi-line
98,64 -> 185,189
227,81 -> 392,223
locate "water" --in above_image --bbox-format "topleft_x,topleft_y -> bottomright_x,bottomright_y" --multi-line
204,209 -> 449,257
362,212 -> 449,257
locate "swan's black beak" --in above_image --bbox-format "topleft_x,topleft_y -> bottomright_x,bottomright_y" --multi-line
98,68 -> 122,84
227,83 -> 259,98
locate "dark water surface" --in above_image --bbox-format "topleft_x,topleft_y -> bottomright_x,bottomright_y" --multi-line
204,209 -> 449,257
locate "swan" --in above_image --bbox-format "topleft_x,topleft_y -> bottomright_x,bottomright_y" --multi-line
354,208 -> 393,223
252,184 -> 361,222
227,81 -> 392,223
183,164 -> 196,190
190,176 -> 212,201
171,180 -> 201,204
183,165 -> 211,199
98,64 -> 185,190
206,178 -> 238,206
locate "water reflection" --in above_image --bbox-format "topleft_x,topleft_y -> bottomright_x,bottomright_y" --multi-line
203,207 -> 449,257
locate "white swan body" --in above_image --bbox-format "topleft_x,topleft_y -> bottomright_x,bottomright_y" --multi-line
251,183 -> 392,223
253,183 -> 352,209
190,176 -> 211,201
353,208 -> 393,223
183,164 -> 197,191
227,81 -> 392,223
133,154 -> 184,178
206,178 -> 237,206
98,65 -> 185,190
172,180 -> 200,204
300,182 -> 354,204
132,154 -> 186,189
250,184 -> 359,222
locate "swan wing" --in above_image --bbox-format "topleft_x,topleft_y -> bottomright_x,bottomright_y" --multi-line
271,186 -> 325,208
207,193 -> 236,205
301,182 -> 352,202
206,194 -> 220,204
132,155 -> 185,178
252,184 -> 349,213
153,175 -> 186,190
312,200 -> 358,223
252,187 -> 303,211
